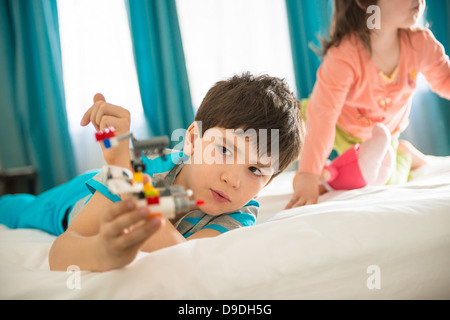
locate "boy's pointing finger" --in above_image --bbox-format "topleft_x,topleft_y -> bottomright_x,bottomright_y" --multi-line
80,93 -> 106,126
93,93 -> 106,103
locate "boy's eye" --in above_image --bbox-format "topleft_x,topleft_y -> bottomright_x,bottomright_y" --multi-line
220,146 -> 232,156
249,166 -> 263,176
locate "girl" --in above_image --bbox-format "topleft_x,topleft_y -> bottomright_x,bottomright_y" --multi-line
286,0 -> 450,208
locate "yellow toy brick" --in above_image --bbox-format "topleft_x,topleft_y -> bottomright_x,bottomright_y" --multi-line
133,171 -> 143,183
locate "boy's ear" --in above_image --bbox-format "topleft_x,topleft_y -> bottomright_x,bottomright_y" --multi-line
183,122 -> 199,156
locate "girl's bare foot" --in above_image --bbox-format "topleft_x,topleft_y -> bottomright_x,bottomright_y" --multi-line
398,140 -> 428,170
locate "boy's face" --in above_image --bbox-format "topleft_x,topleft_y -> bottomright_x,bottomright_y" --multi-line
176,123 -> 276,215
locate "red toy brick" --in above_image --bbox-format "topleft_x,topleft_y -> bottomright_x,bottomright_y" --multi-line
146,195 -> 160,205
95,127 -> 116,141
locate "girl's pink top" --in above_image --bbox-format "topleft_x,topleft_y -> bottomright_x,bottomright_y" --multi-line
298,29 -> 450,176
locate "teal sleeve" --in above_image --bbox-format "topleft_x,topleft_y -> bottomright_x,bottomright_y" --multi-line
85,171 -> 121,203
200,199 -> 259,234
141,152 -> 187,178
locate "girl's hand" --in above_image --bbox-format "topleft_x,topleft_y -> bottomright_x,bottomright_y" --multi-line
284,172 -> 320,209
96,199 -> 163,270
80,93 -> 132,168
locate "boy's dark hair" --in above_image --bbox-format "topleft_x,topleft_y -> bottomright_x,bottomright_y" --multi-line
194,72 -> 304,177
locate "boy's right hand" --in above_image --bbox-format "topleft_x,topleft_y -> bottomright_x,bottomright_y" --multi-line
284,172 -> 320,209
96,200 -> 163,270
80,93 -> 132,169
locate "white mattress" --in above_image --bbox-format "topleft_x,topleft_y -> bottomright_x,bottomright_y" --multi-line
1,156 -> 449,299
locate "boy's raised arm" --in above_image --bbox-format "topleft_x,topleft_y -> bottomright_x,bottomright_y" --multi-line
80,93 -> 133,169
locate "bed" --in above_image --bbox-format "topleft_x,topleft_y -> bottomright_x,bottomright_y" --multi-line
1,155 -> 449,299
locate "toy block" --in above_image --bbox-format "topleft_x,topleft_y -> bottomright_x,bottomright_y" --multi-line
143,183 -> 159,197
95,127 -> 115,141
147,212 -> 162,219
143,183 -> 153,194
133,171 -> 144,183
146,195 -> 160,205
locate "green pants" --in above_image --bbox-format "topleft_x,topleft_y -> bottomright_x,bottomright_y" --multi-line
333,125 -> 412,184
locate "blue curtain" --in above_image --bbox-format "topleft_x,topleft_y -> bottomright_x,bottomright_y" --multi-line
0,0 -> 76,192
125,0 -> 194,142
285,0 -> 333,99
402,1 -> 450,156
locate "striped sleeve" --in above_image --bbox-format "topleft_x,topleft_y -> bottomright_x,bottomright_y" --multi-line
202,199 -> 259,234
85,170 -> 121,203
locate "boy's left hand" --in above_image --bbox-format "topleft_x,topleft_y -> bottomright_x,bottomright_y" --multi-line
96,199 -> 163,270
80,93 -> 132,169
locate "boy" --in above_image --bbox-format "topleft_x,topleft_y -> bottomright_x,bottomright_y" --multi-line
0,73 -> 303,271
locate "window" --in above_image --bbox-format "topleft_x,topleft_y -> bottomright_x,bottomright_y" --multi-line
57,0 -> 148,173
176,0 -> 297,111
58,0 -> 298,173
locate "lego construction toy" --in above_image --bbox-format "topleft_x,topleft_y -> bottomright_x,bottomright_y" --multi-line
95,127 -> 203,219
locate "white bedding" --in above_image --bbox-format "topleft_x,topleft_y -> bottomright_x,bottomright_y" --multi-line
1,156 -> 449,299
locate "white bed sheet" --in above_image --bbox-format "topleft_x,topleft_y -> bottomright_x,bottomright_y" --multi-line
0,156 -> 449,299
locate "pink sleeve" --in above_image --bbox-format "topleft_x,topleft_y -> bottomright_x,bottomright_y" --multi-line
298,45 -> 356,176
417,29 -> 450,99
